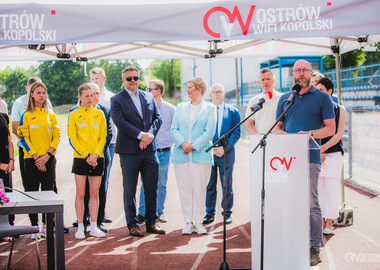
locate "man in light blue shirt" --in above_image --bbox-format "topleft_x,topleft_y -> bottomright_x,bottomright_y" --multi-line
138,79 -> 176,223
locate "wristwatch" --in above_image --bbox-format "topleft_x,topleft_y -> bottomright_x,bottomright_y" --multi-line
309,130 -> 314,137
46,152 -> 53,157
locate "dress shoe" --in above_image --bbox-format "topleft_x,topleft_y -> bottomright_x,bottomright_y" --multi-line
203,215 -> 215,224
97,223 -> 108,233
136,214 -> 145,224
102,215 -> 112,223
146,224 -> 165,234
72,220 -> 78,227
129,226 -> 144,237
310,247 -> 322,266
225,215 -> 232,224
157,213 -> 167,223
64,226 -> 70,233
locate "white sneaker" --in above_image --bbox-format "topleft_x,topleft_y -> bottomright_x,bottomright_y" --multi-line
89,228 -> 106,238
31,226 -> 40,240
182,223 -> 193,235
193,223 -> 207,235
75,230 -> 86,240
40,226 -> 47,238
323,228 -> 334,235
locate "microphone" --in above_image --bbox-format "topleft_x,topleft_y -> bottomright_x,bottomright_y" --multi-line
250,91 -> 273,112
286,84 -> 301,104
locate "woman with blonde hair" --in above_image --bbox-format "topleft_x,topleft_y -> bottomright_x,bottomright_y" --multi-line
171,77 -> 216,235
18,82 -> 60,238
68,83 -> 107,239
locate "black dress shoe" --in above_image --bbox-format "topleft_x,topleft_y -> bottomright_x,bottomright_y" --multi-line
72,220 -> 78,227
203,215 -> 215,224
136,214 -> 145,224
146,224 -> 165,234
97,223 -> 108,233
102,215 -> 112,223
225,215 -> 232,224
129,226 -> 144,237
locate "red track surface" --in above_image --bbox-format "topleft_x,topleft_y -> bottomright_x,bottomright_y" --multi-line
1,138 -> 379,270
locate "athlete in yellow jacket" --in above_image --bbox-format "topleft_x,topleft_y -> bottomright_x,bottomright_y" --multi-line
18,107 -> 60,158
17,82 -> 60,235
68,105 -> 107,159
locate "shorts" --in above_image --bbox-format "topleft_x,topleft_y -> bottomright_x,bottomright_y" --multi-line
72,158 -> 104,176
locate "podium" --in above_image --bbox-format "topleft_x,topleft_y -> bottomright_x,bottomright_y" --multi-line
250,133 -> 317,270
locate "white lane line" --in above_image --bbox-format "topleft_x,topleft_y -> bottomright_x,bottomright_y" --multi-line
233,216 -> 251,241
191,222 -> 217,270
349,227 -> 380,248
322,235 -> 336,270
65,213 -> 125,265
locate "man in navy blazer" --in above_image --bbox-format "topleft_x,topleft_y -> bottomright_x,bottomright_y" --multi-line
110,66 -> 164,237
203,83 -> 241,225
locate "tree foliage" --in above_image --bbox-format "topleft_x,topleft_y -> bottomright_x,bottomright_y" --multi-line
38,60 -> 87,106
323,48 -> 367,71
0,68 -> 33,110
150,59 -> 180,97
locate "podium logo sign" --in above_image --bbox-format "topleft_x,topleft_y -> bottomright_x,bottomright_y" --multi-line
270,157 -> 295,171
266,156 -> 296,183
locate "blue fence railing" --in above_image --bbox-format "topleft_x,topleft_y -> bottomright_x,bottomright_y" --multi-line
325,63 -> 380,89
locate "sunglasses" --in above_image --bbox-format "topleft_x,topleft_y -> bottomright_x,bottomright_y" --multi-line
125,76 -> 139,81
147,88 -> 159,92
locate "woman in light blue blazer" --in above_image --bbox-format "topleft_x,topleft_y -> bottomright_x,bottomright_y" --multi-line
171,77 -> 216,235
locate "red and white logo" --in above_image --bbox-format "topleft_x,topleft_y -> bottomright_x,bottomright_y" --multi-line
203,6 -> 256,38
270,157 -> 296,171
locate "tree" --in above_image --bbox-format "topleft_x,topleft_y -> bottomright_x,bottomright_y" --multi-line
323,48 -> 366,71
150,59 -> 180,97
38,61 -> 87,106
0,68 -> 33,110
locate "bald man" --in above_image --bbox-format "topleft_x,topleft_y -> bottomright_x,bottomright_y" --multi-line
273,59 -> 336,267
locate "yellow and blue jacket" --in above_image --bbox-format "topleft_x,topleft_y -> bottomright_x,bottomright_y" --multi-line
67,105 -> 106,159
18,108 -> 60,159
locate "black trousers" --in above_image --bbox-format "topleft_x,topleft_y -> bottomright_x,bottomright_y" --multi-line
24,157 -> 56,226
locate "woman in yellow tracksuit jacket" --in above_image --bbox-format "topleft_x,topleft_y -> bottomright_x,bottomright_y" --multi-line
18,82 -> 60,234
68,83 -> 107,239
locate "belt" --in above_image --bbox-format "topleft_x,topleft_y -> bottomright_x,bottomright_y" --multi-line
157,147 -> 171,152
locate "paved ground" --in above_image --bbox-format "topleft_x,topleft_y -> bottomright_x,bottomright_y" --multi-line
0,135 -> 379,269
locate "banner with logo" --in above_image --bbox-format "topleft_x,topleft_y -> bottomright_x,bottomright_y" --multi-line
250,133 -> 309,270
0,0 -> 379,45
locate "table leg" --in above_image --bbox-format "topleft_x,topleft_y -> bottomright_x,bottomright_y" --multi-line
55,212 -> 65,270
46,213 -> 55,269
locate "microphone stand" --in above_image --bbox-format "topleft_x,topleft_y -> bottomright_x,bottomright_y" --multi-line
251,97 -> 296,270
206,103 -> 264,270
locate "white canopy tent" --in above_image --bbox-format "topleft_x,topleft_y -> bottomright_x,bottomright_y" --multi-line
1,0 -> 380,100
0,0 -> 380,60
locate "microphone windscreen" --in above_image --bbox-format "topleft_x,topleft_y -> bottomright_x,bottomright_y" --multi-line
292,84 -> 301,93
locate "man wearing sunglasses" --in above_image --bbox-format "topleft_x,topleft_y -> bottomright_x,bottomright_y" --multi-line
137,79 -> 176,224
111,66 -> 164,237
273,59 -> 335,266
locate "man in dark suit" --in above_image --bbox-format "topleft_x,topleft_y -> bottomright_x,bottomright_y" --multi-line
203,83 -> 241,225
110,66 -> 164,237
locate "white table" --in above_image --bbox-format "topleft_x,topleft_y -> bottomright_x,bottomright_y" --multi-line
0,191 -> 65,270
